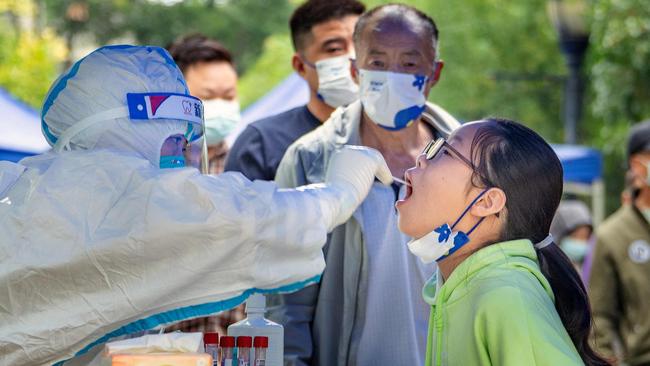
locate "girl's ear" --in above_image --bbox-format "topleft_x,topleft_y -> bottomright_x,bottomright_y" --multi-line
471,187 -> 506,218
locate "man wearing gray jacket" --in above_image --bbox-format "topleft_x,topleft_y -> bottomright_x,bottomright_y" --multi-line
269,4 -> 460,365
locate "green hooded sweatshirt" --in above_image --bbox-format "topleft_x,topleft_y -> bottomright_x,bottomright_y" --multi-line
423,239 -> 584,366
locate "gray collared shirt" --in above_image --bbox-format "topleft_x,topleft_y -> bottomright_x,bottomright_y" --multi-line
354,183 -> 435,366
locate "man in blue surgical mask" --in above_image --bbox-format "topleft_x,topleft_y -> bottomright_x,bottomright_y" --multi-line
268,4 -> 460,366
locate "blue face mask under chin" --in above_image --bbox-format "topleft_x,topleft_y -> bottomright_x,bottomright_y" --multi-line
160,155 -> 186,169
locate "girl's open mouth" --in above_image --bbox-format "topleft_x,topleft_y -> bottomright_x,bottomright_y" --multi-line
397,173 -> 414,206
405,179 -> 413,199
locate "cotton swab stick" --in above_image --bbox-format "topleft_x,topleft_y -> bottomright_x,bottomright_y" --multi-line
392,176 -> 411,186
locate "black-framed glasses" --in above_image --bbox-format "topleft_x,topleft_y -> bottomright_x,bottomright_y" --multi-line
422,138 -> 474,168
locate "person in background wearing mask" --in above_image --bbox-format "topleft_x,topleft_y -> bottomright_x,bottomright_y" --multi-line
166,34 -> 245,335
590,120 -> 650,366
224,0 -> 365,181
168,34 -> 239,174
550,200 -> 594,272
269,4 -> 460,365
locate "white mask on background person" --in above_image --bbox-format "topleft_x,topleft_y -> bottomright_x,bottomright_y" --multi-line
312,54 -> 358,108
358,69 -> 428,131
202,98 -> 241,145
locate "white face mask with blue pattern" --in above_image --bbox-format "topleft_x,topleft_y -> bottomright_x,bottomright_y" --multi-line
358,69 -> 428,131
407,189 -> 488,263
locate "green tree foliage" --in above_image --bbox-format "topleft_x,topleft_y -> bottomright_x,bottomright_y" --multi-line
586,0 -> 650,212
238,33 -> 294,108
590,0 -> 650,125
400,0 -> 565,141
42,0 -> 293,73
0,0 -> 66,108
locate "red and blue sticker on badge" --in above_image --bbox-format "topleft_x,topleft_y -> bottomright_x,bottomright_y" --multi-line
127,92 -> 203,125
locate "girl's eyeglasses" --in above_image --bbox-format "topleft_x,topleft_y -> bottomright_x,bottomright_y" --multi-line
422,138 -> 475,169
422,137 -> 498,218
421,137 -> 494,186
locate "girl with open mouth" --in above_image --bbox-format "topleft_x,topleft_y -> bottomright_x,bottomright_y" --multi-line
396,118 -> 610,366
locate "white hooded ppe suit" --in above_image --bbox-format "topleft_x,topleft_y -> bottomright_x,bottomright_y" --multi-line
0,45 -> 391,366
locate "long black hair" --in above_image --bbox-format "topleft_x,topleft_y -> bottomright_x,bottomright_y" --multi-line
470,118 -> 610,366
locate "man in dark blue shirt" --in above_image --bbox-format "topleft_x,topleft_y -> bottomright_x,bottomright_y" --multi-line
225,0 -> 366,180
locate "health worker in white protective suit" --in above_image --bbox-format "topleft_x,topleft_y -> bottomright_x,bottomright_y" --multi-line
0,45 -> 392,366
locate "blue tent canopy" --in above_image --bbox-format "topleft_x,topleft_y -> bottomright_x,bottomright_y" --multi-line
0,87 -> 49,162
552,144 -> 603,184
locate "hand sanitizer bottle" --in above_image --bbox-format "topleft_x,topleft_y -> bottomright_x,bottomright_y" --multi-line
227,294 -> 283,366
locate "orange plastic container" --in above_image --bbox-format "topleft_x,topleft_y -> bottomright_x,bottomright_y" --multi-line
111,353 -> 212,366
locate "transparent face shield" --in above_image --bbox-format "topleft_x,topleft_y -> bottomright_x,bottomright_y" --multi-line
52,92 -> 209,173
160,132 -> 208,173
126,92 -> 208,174
166,129 -> 209,173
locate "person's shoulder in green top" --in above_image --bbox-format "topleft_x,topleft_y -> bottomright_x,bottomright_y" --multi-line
424,239 -> 583,366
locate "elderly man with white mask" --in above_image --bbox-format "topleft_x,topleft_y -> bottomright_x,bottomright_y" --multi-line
269,4 -> 460,366
0,45 -> 391,366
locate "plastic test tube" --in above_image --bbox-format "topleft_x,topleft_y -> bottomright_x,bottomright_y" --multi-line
236,336 -> 252,366
203,332 -> 219,366
220,336 -> 236,366
253,336 -> 268,366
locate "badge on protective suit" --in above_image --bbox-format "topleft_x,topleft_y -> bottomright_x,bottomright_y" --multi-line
628,240 -> 650,263
127,92 -> 203,124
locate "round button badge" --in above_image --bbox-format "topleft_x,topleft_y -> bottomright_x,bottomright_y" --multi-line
628,240 -> 650,264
